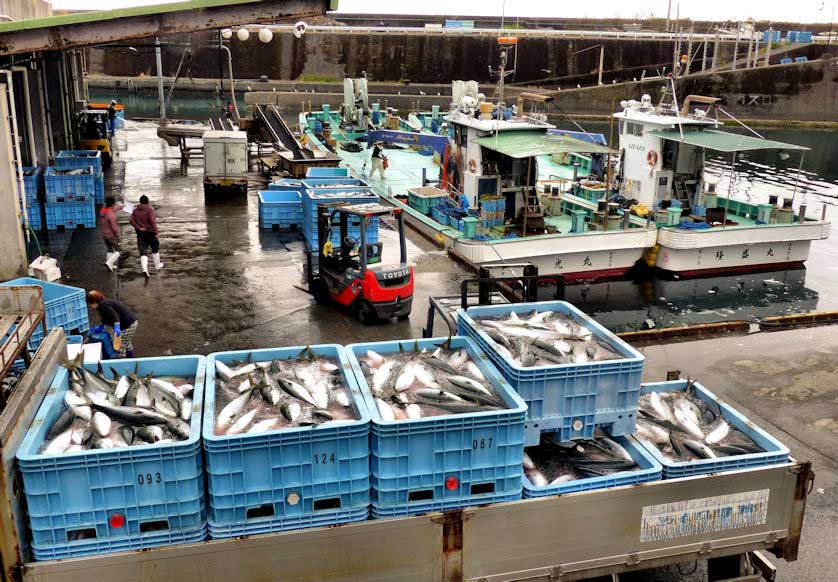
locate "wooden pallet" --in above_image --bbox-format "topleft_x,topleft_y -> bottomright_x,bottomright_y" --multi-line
0,286 -> 46,408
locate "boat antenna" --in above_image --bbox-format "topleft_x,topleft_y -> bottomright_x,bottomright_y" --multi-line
717,107 -> 764,139
669,75 -> 685,141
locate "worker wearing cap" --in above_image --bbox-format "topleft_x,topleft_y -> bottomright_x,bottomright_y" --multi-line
107,100 -> 117,134
86,290 -> 138,358
370,141 -> 387,180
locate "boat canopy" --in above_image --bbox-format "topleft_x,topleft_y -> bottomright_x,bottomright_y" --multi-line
645,129 -> 809,152
474,130 -> 614,158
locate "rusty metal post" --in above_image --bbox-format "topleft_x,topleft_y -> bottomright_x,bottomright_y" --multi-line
442,511 -> 464,581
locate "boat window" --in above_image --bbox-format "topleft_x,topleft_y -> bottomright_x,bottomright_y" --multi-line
620,121 -> 626,134
458,127 -> 468,147
632,123 -> 644,136
658,176 -> 669,186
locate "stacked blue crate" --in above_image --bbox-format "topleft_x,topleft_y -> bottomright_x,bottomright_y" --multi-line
16,356 -> 207,559
203,345 -> 371,538
305,167 -> 350,178
346,336 -> 527,517
458,301 -> 645,446
0,277 -> 90,349
634,380 -> 790,479
302,187 -> 379,253
21,166 -> 42,203
44,165 -> 96,230
258,191 -> 303,230
56,151 -> 104,204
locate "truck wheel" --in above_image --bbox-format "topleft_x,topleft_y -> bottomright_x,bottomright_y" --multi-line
312,279 -> 331,305
355,300 -> 377,325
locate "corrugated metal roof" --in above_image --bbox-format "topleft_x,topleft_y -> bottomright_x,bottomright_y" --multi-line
646,129 -> 809,152
474,130 -> 613,159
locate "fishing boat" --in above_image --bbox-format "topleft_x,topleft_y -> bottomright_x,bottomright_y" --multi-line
615,93 -> 831,276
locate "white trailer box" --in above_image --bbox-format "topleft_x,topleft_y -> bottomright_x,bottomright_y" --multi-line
203,130 -> 248,194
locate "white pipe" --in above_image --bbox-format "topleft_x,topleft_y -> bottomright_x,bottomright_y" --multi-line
219,45 -> 240,120
11,66 -> 37,166
1,70 -> 30,238
39,62 -> 54,159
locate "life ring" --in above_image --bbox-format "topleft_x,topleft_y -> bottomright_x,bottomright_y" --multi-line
646,149 -> 658,167
468,159 -> 477,173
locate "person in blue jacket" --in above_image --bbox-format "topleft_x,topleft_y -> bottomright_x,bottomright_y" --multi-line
86,290 -> 139,358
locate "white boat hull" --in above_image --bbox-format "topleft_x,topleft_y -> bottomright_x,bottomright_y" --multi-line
453,228 -> 658,280
655,222 -> 831,276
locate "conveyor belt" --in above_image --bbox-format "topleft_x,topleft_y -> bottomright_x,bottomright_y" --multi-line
208,117 -> 235,131
255,105 -> 310,159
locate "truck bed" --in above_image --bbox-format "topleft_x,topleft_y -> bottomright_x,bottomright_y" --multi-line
4,333 -> 811,582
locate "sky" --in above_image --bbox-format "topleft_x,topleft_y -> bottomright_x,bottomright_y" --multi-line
47,0 -> 837,24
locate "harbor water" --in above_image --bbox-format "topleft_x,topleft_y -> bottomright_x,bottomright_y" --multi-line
87,91 -> 838,336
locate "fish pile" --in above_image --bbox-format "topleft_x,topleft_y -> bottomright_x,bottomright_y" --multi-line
470,310 -> 622,368
53,168 -> 90,176
2,368 -> 23,402
358,344 -> 508,421
635,382 -> 765,462
40,355 -> 194,455
524,429 -> 640,486
213,349 -> 355,436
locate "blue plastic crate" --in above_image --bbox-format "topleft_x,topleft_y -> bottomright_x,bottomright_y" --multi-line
0,277 -> 89,349
268,178 -> 304,191
55,150 -> 103,174
371,492 -> 521,519
431,206 -> 447,226
794,56 -> 809,63
45,201 -> 96,231
209,506 -> 368,539
203,345 -> 371,538
305,167 -> 349,178
21,166 -> 43,203
23,201 -> 42,230
346,336 -> 527,515
302,188 -> 379,251
17,355 -> 206,560
522,435 -> 661,498
634,380 -> 790,479
786,31 -> 799,42
798,31 -> 813,43
457,301 -> 645,446
44,166 -> 95,203
301,177 -> 370,190
780,57 -> 794,65
258,190 -> 303,230
94,172 -> 105,205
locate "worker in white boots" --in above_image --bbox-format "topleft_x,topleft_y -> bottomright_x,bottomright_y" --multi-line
129,195 -> 164,277
100,196 -> 122,272
370,140 -> 387,180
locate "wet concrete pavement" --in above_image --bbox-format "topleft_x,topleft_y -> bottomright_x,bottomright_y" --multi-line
42,122 -> 467,357
640,326 -> 838,581
36,122 -> 837,580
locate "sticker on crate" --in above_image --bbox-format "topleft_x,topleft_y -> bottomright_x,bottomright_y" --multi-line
346,336 -> 527,516
634,380 -> 790,479
639,489 -> 770,543
203,345 -> 371,539
457,301 -> 644,445
16,356 -> 206,560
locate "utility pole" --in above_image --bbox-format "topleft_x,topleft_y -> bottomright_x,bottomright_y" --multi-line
764,27 -> 774,66
746,22 -> 754,68
732,23 -> 741,70
685,23 -> 694,74
666,0 -> 673,32
753,33 -> 761,68
598,44 -> 605,85
155,37 -> 166,123
702,38 -> 708,70
712,32 -> 720,71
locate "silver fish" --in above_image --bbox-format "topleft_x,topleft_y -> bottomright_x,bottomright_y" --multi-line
278,378 -> 317,406
280,402 -> 302,422
215,361 -> 235,381
216,390 -> 253,429
92,411 -> 112,437
375,398 -> 396,421
227,410 -> 257,435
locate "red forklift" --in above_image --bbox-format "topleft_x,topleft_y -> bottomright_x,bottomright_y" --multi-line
309,203 -> 414,324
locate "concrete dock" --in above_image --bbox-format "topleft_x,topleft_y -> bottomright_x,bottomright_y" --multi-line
37,122 -> 837,580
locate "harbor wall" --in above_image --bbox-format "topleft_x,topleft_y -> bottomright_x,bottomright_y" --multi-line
88,31 -> 688,85
546,58 -> 838,122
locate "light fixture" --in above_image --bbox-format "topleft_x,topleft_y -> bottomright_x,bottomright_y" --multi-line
258,28 -> 273,43
221,28 -> 232,39
237,28 -> 250,41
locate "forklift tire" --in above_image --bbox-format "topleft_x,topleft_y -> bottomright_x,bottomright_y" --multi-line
312,278 -> 331,305
355,300 -> 377,325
